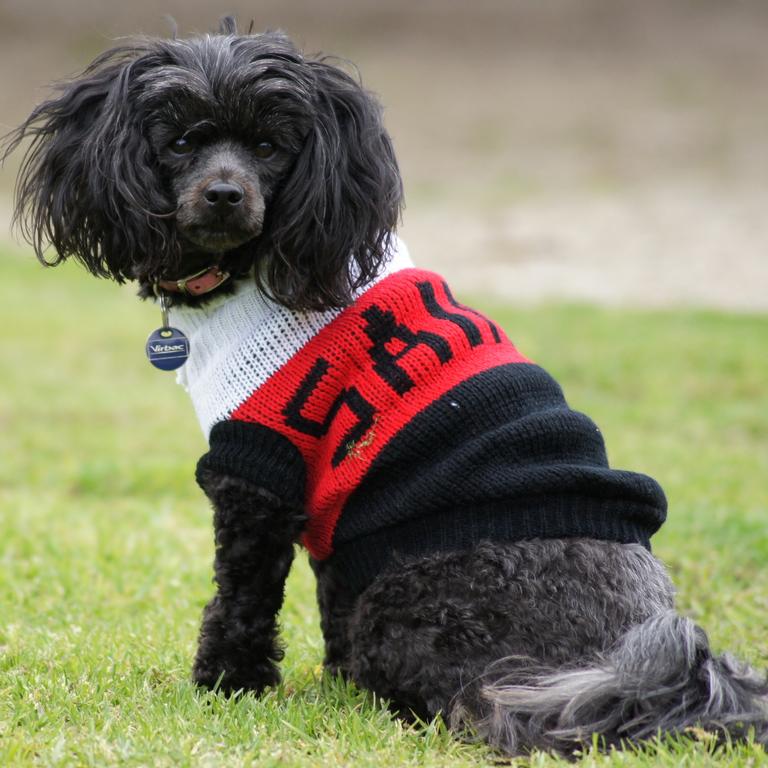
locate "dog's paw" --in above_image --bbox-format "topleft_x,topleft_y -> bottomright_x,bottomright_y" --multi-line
192,657 -> 281,697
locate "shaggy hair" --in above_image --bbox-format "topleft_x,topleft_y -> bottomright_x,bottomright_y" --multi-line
6,17 -> 401,310
5,18 -> 768,758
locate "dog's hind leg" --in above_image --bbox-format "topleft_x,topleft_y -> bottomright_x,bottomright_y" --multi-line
192,469 -> 307,695
345,539 -> 677,726
345,542 -> 531,721
446,540 -> 768,755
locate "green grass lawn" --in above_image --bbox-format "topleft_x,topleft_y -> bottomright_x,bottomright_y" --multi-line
1,247 -> 766,767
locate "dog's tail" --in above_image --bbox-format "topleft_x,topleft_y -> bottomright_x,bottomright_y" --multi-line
451,611 -> 768,756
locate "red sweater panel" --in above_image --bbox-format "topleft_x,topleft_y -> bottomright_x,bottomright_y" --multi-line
229,269 -> 530,559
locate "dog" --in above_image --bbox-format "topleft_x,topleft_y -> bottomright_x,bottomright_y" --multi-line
5,18 -> 767,757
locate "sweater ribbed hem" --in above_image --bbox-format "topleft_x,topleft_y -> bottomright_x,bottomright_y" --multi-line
196,420 -> 306,507
331,496 -> 661,596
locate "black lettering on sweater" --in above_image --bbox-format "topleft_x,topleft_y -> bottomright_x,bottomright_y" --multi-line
283,357 -> 376,467
417,280 -> 483,346
441,281 -> 503,343
283,358 -> 330,437
362,305 -> 453,394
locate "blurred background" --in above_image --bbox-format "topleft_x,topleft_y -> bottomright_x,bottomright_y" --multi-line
1,0 -> 767,309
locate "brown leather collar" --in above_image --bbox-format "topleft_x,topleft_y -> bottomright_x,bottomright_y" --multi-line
156,265 -> 231,296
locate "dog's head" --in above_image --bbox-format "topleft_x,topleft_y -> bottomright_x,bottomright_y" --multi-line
5,18 -> 402,309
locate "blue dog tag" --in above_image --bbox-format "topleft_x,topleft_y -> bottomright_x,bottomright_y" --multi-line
146,327 -> 190,371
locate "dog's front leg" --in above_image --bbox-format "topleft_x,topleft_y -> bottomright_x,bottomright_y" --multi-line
193,468 -> 307,695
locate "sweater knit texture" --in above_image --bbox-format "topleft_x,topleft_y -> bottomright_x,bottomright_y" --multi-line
171,240 -> 667,594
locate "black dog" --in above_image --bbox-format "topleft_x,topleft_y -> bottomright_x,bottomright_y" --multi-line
6,19 -> 767,757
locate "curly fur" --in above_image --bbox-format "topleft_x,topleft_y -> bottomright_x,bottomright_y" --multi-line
193,469 -> 308,694
457,610 -> 768,754
5,18 -> 768,758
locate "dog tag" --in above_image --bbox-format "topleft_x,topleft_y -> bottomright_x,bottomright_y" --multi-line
147,286 -> 189,370
146,326 -> 190,370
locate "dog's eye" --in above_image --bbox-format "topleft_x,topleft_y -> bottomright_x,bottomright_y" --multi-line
170,137 -> 194,156
254,141 -> 275,159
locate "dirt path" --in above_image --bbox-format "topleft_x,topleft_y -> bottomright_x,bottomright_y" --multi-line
402,183 -> 768,311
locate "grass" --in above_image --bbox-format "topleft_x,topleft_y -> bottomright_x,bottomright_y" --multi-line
0,247 -> 766,767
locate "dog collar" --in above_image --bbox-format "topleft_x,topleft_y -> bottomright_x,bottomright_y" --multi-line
157,265 -> 231,296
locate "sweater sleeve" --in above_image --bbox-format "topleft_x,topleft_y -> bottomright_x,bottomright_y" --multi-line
196,420 -> 307,509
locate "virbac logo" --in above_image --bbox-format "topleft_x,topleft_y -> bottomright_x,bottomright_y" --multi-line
150,343 -> 186,354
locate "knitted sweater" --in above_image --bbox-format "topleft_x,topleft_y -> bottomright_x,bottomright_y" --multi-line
171,240 -> 667,594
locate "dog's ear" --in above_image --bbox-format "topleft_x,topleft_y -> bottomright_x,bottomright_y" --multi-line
4,47 -> 175,282
263,59 -> 403,310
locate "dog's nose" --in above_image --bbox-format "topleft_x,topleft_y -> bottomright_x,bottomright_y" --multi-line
203,181 -> 244,213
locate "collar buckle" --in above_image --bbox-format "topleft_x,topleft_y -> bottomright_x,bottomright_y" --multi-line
157,265 -> 231,296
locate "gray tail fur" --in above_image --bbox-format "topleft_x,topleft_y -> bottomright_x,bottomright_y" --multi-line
451,611 -> 768,756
